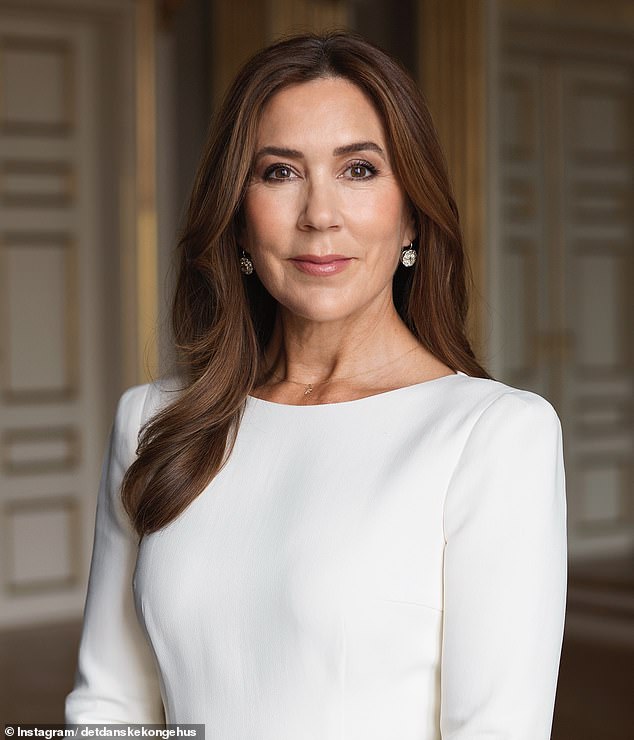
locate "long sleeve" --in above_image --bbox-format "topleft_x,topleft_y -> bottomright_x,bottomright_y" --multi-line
440,390 -> 567,739
65,384 -> 165,723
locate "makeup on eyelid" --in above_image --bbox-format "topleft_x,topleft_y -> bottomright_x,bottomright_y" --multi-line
260,160 -> 379,182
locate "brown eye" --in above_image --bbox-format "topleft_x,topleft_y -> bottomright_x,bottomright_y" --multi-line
346,161 -> 377,179
264,165 -> 295,180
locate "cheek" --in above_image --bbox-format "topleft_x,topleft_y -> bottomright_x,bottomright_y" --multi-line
243,189 -> 296,251
349,193 -> 409,255
242,196 -> 268,246
350,183 -> 407,226
241,196 -> 287,292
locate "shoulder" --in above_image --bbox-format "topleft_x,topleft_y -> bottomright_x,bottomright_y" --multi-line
115,375 -> 186,427
111,375 -> 186,457
485,383 -> 560,439
446,375 -> 565,480
445,373 -> 562,437
438,374 -> 564,488
443,377 -> 566,535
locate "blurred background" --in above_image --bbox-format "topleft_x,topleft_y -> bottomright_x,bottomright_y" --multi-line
0,0 -> 632,736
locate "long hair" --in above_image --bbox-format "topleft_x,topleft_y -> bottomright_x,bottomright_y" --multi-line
122,31 -> 492,536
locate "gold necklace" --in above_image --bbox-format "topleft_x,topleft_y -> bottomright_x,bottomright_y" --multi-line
267,346 -> 421,396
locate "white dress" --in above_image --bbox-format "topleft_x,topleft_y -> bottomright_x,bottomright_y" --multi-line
65,371 -> 567,739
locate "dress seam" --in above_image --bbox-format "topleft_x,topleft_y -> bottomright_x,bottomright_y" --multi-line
441,389 -> 518,544
378,598 -> 442,613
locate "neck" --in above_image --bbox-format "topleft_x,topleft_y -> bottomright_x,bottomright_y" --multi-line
261,295 -> 421,386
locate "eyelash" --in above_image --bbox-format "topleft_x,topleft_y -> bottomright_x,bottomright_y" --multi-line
346,160 -> 378,179
261,159 -> 379,181
262,164 -> 294,181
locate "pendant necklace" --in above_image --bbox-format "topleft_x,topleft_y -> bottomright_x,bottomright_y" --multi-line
268,346 -> 421,397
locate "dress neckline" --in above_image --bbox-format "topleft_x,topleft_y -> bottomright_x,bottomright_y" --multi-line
247,370 -> 467,410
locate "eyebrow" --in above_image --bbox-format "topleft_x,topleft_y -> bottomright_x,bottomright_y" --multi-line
254,141 -> 387,161
334,141 -> 386,158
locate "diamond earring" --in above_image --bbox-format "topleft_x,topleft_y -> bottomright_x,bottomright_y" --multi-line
400,242 -> 417,268
240,249 -> 254,275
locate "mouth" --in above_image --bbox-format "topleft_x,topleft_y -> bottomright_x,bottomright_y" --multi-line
289,254 -> 353,276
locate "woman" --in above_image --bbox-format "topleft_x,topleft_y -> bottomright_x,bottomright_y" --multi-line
66,32 -> 567,739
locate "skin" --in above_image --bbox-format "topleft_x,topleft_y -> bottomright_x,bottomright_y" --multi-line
242,76 -> 453,405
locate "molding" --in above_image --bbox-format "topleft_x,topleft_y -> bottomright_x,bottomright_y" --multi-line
2,495 -> 81,595
1,426 -> 80,475
135,0 -> 159,383
0,35 -> 74,137
0,159 -> 74,208
0,232 -> 79,404
502,13 -> 634,62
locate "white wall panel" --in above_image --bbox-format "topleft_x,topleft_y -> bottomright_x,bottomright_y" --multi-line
498,22 -> 633,560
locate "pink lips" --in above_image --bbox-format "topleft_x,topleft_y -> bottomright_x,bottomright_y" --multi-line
290,254 -> 353,276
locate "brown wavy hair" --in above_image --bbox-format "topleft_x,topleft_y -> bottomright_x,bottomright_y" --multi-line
122,31 -> 492,537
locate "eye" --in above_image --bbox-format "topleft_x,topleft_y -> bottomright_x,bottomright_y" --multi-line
263,164 -> 296,181
345,160 -> 378,179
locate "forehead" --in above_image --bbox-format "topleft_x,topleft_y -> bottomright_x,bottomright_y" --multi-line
255,77 -> 386,146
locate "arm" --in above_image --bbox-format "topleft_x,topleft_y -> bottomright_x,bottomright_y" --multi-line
441,390 -> 567,739
65,385 -> 165,723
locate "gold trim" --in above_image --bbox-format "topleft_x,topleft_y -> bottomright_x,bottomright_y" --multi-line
419,0 -> 489,360
2,426 -> 80,475
3,495 -> 80,595
0,36 -> 74,137
211,1 -> 267,115
135,0 -> 159,382
0,232 -> 80,404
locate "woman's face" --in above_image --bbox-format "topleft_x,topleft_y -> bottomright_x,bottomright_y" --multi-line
242,76 -> 415,324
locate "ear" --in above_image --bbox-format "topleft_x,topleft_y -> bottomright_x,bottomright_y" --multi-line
402,207 -> 417,247
235,204 -> 247,235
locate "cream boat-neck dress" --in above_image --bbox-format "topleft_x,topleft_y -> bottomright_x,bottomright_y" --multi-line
66,371 -> 567,740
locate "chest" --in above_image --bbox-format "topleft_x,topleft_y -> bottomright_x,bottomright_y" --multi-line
133,403 -> 461,637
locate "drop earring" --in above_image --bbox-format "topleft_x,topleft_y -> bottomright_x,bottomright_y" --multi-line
400,242 -> 417,267
240,249 -> 254,275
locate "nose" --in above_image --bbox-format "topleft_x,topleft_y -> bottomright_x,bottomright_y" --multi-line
297,178 -> 341,232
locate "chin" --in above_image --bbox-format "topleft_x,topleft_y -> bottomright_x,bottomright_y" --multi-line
281,296 -> 358,324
